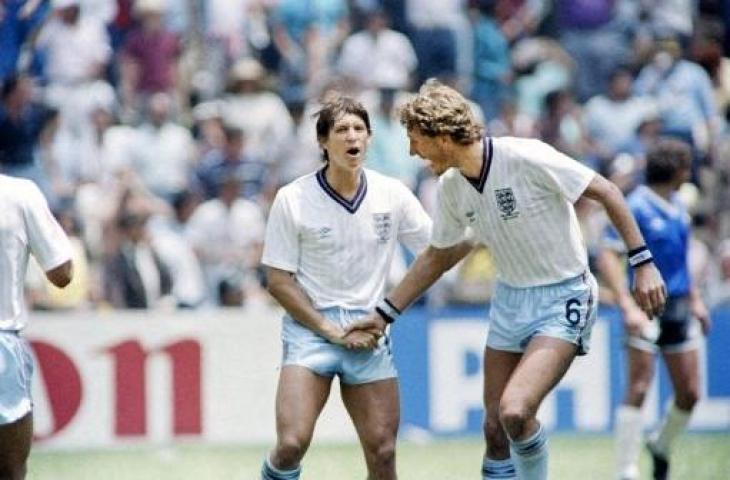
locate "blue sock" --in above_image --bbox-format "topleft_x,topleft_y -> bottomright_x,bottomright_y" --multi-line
482,456 -> 517,479
261,455 -> 302,480
509,424 -> 549,480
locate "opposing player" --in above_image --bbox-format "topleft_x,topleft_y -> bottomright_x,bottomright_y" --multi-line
259,96 -> 434,480
346,80 -> 666,480
0,174 -> 73,479
598,138 -> 710,480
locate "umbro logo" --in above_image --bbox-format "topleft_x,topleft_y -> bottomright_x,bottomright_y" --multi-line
318,227 -> 332,238
465,211 -> 476,223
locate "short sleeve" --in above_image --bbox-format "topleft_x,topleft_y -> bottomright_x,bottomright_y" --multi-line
22,183 -> 72,271
526,140 -> 596,203
395,185 -> 432,255
430,180 -> 467,249
261,190 -> 299,272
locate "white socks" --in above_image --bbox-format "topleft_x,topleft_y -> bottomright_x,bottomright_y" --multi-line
615,404 -> 643,480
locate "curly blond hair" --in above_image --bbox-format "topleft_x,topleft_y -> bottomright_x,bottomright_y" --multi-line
399,79 -> 483,145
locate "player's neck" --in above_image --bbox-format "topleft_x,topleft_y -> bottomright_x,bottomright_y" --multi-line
456,140 -> 485,179
649,183 -> 675,200
325,164 -> 362,199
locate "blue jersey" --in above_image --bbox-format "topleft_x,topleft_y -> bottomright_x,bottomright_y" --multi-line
604,185 -> 691,297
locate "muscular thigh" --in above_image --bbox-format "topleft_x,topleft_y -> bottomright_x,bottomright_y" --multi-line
484,347 -> 521,417
501,336 -> 578,413
340,378 -> 400,445
276,366 -> 333,439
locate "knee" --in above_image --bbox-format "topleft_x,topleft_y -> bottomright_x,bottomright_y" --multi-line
483,416 -> 509,457
364,435 -> 396,465
675,390 -> 699,411
274,434 -> 310,467
499,401 -> 533,440
625,381 -> 651,407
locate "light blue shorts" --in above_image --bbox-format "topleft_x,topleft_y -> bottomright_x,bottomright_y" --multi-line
487,272 -> 599,356
0,331 -> 34,425
281,307 -> 397,385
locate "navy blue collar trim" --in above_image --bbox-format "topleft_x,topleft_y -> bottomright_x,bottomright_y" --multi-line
464,137 -> 493,193
316,166 -> 367,214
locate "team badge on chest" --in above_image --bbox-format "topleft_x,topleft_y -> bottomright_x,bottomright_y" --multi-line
494,188 -> 519,220
372,213 -> 392,243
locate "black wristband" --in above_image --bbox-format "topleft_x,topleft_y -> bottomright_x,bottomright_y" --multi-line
628,245 -> 653,269
375,306 -> 395,324
383,298 -> 401,315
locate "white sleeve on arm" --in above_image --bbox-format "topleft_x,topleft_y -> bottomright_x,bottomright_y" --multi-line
23,183 -> 72,271
261,190 -> 299,272
396,185 -> 432,255
430,182 -> 467,249
526,140 -> 596,202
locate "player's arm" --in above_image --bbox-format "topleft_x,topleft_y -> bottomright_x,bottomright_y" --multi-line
581,174 -> 666,316
344,242 -> 472,345
596,248 -> 652,337
266,267 -> 375,347
45,259 -> 73,288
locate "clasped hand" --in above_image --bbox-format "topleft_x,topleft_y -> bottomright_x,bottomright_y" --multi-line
330,312 -> 387,350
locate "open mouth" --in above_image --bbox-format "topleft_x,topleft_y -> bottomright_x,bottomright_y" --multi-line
346,147 -> 360,156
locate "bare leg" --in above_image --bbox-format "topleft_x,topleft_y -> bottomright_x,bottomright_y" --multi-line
482,347 -> 521,479
269,366 -> 332,470
483,347 -> 521,460
499,336 -> 577,441
646,348 -> 700,480
615,347 -> 655,479
624,347 -> 656,407
341,378 -> 400,480
0,412 -> 32,480
498,336 -> 578,480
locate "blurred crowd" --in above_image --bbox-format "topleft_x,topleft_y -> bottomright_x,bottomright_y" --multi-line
2,0 -> 730,311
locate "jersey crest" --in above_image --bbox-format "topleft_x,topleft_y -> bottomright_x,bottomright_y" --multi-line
494,188 -> 519,220
373,213 -> 392,243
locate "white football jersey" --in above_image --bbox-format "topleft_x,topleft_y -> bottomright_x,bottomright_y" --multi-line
262,168 -> 431,310
0,175 -> 72,330
432,137 -> 596,287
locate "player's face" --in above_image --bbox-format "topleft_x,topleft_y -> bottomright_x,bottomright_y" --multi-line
407,128 -> 451,176
322,113 -> 370,173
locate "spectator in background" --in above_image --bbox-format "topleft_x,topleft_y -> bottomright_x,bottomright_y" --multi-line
405,0 -> 466,85
552,0 -> 632,102
0,75 -> 57,200
487,99 -> 536,138
583,67 -> 658,162
194,124 -> 269,201
537,89 -> 590,163
366,88 -> 419,188
186,174 -> 266,306
270,0 -> 322,106
120,0 -> 181,119
36,0 -> 111,107
634,36 -> 719,179
338,8 -> 417,91
104,211 -> 173,309
0,0 -> 49,82
221,58 -> 294,166
470,0 -> 511,121
130,92 -> 195,201
149,190 -> 207,308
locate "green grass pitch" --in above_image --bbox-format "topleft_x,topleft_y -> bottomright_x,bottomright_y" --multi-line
28,434 -> 729,479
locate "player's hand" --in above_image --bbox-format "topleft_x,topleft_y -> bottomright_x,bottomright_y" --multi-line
321,324 -> 348,346
622,303 -> 652,338
632,263 -> 667,317
343,330 -> 380,350
344,313 -> 387,338
691,297 -> 711,335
